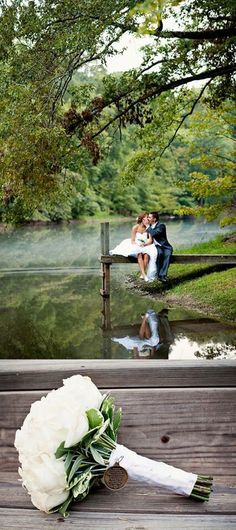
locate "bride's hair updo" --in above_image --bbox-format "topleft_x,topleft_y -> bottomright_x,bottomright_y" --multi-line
136,213 -> 148,224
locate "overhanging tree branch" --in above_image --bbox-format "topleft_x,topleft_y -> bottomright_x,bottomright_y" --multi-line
75,63 -> 236,142
158,79 -> 212,159
155,27 -> 236,40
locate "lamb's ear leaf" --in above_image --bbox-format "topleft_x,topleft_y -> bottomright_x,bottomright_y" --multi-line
55,441 -> 67,459
86,408 -> 104,430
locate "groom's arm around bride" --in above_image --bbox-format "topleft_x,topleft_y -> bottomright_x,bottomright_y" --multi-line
146,212 -> 173,283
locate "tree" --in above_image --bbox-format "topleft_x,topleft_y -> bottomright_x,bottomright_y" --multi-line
120,92 -> 235,225
63,0 -> 236,141
0,0 -> 235,222
177,99 -> 236,226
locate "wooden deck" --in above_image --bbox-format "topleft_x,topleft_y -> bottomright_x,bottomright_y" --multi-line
1,359 -> 236,529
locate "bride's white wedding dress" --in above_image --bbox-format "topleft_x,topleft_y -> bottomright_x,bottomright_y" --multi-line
110,231 -> 157,280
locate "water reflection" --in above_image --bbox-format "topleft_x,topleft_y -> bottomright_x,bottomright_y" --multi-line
112,309 -> 174,359
111,309 -> 236,361
170,337 -> 236,360
195,343 -> 236,360
0,272 -> 235,360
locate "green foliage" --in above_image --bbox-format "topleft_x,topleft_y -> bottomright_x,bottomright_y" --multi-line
0,0 -> 235,223
119,93 -> 235,224
176,100 -> 236,226
130,0 -> 184,34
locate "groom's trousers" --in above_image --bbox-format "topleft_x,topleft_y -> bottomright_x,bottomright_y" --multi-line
156,246 -> 173,279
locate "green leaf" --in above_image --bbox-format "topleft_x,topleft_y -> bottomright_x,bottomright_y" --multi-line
90,445 -> 105,465
68,472 -> 87,489
72,471 -> 92,499
64,452 -> 74,474
100,395 -> 115,422
51,493 -> 73,518
105,424 -> 116,442
86,408 -> 104,429
58,496 -> 73,518
113,407 -> 122,436
90,419 -> 110,445
67,455 -> 84,484
80,426 -> 100,447
55,441 -> 67,459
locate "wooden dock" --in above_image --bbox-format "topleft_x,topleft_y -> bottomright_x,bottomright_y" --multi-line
1,359 -> 236,529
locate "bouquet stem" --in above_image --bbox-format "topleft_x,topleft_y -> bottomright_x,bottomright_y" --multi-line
109,444 -> 213,501
190,475 -> 213,501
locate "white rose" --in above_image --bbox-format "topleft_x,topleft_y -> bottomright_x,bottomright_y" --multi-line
14,374 -> 104,512
31,490 -> 69,513
19,454 -> 67,493
62,375 -> 103,410
19,454 -> 68,513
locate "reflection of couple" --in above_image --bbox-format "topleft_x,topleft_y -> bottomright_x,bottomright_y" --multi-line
110,211 -> 173,283
112,309 -> 174,359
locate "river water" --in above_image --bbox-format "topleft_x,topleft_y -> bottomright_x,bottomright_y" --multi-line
0,219 -> 235,360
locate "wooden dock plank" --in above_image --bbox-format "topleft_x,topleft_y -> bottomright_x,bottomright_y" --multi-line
1,509 -> 236,530
101,254 -> 236,265
0,472 -> 235,513
1,473 -> 236,515
1,388 -> 235,476
1,360 -> 236,390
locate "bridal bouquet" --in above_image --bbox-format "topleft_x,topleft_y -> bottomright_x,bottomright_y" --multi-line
15,375 -> 213,516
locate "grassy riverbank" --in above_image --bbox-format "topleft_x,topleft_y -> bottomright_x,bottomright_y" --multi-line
136,233 -> 236,322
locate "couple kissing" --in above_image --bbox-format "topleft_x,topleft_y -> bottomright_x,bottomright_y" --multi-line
110,212 -> 173,283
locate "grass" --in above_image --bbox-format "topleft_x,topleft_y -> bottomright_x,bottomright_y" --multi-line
167,268 -> 236,322
176,233 -> 236,255
136,233 -> 236,322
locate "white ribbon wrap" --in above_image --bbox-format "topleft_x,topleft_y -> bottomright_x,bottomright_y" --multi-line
109,444 -> 197,496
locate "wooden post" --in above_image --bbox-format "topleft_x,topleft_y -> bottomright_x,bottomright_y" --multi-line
101,222 -> 110,255
100,222 -> 111,330
102,335 -> 112,358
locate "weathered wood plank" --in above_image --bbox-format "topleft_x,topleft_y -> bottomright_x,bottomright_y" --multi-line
1,360 -> 236,390
0,473 -> 236,515
101,254 -> 236,265
1,388 -> 235,475
1,509 -> 236,530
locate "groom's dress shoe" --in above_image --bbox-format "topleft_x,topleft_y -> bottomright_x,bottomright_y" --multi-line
159,277 -> 168,283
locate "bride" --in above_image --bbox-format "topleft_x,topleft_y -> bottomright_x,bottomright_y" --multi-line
110,213 -> 157,281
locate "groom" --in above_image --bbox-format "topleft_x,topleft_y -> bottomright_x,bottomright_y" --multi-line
147,212 -> 173,283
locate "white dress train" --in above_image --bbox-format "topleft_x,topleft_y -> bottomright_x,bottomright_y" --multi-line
110,232 -> 157,280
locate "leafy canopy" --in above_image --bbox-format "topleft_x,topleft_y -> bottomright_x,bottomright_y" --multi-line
0,0 -> 235,223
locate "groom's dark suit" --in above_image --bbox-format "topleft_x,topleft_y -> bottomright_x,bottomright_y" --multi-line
147,222 -> 173,280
